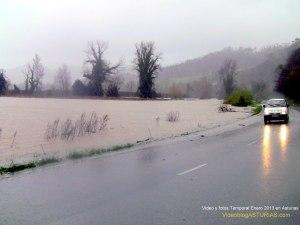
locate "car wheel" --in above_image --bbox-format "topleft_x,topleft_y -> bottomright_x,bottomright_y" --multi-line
264,117 -> 268,125
285,117 -> 289,124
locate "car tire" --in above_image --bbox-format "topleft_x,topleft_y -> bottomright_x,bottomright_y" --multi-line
264,117 -> 268,125
284,117 -> 289,124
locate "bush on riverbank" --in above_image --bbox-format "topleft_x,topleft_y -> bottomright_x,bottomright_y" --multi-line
225,89 -> 254,106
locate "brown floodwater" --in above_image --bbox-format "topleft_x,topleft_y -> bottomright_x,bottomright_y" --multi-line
0,97 -> 250,163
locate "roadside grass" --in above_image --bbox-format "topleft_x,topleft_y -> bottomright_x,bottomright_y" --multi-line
252,103 -> 263,115
36,156 -> 62,166
0,143 -> 134,175
67,143 -> 134,160
0,162 -> 36,174
223,90 -> 262,115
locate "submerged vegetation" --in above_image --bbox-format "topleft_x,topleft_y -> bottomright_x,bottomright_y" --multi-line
218,104 -> 236,112
45,112 -> 109,141
166,111 -> 180,122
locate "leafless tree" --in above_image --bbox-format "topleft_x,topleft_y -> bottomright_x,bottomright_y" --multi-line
72,79 -> 87,96
134,42 -> 161,98
218,59 -> 237,97
250,80 -> 269,100
54,64 -> 71,93
0,69 -> 8,95
24,54 -> 45,94
125,80 -> 137,93
104,75 -> 123,97
187,77 -> 213,99
84,41 -> 121,96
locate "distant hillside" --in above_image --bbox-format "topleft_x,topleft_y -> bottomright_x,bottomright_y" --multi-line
159,47 -> 266,80
157,40 -> 300,88
239,40 -> 300,85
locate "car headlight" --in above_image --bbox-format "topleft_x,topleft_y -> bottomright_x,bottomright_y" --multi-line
281,108 -> 288,114
264,108 -> 270,115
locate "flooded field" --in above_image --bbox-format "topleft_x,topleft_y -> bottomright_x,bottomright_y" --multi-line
0,97 -> 250,163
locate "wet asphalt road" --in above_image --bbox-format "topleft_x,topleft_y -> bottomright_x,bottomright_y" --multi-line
0,110 -> 300,225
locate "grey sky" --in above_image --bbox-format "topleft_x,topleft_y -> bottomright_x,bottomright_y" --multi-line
1,0 -> 300,70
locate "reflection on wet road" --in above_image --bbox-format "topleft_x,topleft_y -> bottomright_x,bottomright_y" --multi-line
279,124 -> 289,154
262,125 -> 272,176
261,124 -> 290,177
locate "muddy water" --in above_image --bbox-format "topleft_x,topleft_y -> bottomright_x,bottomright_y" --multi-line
0,97 -> 250,162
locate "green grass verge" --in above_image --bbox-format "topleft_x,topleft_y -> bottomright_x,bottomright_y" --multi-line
67,143 -> 134,160
0,162 -> 36,174
252,104 -> 263,115
36,156 -> 62,166
0,143 -> 134,175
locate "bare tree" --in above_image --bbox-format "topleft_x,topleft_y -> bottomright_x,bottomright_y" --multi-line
54,64 -> 71,94
134,42 -> 161,98
0,69 -> 8,95
104,75 -> 123,97
218,59 -> 237,97
126,80 -> 137,93
24,54 -> 45,94
251,80 -> 269,100
187,77 -> 213,99
72,79 -> 87,96
84,41 -> 120,96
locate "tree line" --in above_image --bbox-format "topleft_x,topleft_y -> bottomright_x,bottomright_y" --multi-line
218,46 -> 300,102
167,44 -> 300,102
276,47 -> 300,102
1,41 -> 299,101
0,41 -> 161,99
167,58 -> 271,101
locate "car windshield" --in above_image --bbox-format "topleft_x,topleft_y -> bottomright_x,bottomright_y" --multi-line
266,100 -> 287,107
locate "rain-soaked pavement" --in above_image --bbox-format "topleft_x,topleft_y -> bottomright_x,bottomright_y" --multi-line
0,110 -> 300,225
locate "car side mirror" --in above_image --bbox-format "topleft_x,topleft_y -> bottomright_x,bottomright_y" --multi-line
262,104 -> 265,108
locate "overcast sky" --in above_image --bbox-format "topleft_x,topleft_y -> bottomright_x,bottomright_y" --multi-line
1,0 -> 300,70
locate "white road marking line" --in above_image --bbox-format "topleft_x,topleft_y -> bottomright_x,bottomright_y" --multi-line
177,163 -> 207,176
247,138 -> 260,145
